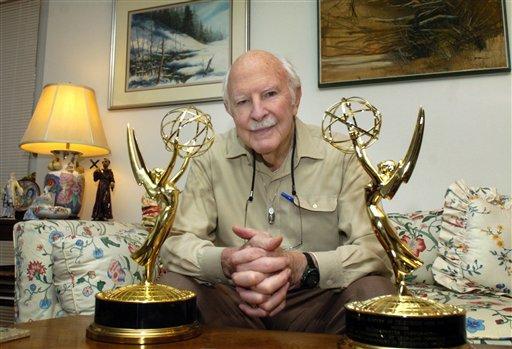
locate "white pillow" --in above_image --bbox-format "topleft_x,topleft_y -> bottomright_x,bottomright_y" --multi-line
51,229 -> 147,315
432,180 -> 511,295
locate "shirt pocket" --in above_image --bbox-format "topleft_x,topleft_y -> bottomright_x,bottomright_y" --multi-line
293,194 -> 339,249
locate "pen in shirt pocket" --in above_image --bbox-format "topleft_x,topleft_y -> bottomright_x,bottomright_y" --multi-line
280,192 -> 294,203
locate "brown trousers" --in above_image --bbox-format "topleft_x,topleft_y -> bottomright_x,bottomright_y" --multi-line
159,272 -> 395,334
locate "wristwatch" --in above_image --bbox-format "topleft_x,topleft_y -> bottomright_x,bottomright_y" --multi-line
300,252 -> 320,288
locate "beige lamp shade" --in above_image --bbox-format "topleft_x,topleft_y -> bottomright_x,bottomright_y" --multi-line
20,83 -> 110,157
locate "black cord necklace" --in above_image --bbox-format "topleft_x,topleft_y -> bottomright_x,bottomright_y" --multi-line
245,124 -> 297,226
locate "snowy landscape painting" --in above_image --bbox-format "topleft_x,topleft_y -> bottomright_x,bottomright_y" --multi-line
127,0 -> 231,91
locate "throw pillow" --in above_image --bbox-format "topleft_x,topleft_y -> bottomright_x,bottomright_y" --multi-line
51,229 -> 147,315
432,180 -> 511,295
388,210 -> 442,284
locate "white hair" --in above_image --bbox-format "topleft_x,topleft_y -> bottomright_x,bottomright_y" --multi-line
222,54 -> 301,114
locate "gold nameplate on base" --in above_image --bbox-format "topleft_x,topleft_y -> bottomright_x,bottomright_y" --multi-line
322,97 -> 467,348
86,107 -> 214,344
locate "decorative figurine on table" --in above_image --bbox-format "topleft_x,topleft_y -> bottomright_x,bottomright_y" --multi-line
1,173 -> 24,218
91,158 -> 115,221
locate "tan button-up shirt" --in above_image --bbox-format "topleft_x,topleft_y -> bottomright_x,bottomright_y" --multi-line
160,118 -> 391,289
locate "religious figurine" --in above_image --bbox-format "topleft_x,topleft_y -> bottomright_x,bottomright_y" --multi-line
92,158 -> 115,221
1,173 -> 24,218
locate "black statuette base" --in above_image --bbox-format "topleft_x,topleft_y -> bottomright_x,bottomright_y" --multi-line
346,309 -> 466,348
94,295 -> 198,329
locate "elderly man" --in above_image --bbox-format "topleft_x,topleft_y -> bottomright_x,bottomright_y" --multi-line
160,50 -> 393,333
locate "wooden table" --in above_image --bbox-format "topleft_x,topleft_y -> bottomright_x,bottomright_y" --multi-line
2,316 -> 340,348
2,316 -> 508,349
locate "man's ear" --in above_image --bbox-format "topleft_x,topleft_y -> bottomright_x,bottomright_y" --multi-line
224,101 -> 233,117
292,86 -> 302,115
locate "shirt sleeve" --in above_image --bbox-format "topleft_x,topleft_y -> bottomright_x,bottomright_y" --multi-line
159,154 -> 230,284
312,153 -> 393,289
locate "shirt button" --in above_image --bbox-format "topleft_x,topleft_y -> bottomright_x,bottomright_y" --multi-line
312,203 -> 318,209
326,279 -> 333,286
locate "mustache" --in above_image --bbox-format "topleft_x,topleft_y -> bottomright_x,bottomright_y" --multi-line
249,116 -> 277,131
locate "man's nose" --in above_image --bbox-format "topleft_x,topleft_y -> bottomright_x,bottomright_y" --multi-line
250,98 -> 266,120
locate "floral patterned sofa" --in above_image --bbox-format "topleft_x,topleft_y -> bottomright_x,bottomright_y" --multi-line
13,220 -> 148,322
389,180 -> 511,346
13,181 -> 511,345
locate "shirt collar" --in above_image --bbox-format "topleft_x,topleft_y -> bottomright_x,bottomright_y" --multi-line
224,117 -> 325,161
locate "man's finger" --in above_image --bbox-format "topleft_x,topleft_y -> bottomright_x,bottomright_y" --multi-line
236,286 -> 270,305
232,226 -> 282,251
268,300 -> 286,317
230,247 -> 267,266
232,225 -> 265,240
236,256 -> 288,274
251,268 -> 291,295
249,234 -> 283,251
258,282 -> 289,315
231,270 -> 267,288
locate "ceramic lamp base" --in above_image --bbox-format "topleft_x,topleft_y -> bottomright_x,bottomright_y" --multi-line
86,283 -> 200,344
344,295 -> 467,348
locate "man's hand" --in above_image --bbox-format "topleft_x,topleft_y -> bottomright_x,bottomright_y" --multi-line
221,226 -> 308,317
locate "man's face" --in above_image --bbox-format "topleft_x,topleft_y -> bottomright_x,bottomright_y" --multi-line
227,53 -> 301,158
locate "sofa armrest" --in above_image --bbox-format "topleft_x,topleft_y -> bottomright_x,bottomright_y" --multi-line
14,220 -> 64,322
14,220 -> 144,323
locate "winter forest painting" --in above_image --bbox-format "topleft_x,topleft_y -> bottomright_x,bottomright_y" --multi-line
319,0 -> 509,85
127,0 -> 230,91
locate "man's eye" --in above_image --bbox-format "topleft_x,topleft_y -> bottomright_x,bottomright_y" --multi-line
236,100 -> 247,106
264,91 -> 277,98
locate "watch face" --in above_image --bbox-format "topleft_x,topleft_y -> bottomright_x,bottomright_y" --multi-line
305,269 -> 320,288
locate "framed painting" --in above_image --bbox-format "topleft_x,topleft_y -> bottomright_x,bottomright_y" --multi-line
318,0 -> 510,87
109,0 -> 249,109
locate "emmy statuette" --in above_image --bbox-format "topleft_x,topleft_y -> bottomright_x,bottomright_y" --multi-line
86,106 -> 214,344
322,97 -> 467,349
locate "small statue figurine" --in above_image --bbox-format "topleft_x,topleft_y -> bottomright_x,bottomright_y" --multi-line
1,173 -> 24,218
92,158 -> 115,221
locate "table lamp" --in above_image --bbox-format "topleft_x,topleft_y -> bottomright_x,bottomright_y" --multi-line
19,83 -> 110,217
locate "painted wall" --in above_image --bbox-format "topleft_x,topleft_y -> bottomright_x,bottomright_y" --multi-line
36,0 -> 511,223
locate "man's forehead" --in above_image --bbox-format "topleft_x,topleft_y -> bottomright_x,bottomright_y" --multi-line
231,52 -> 284,78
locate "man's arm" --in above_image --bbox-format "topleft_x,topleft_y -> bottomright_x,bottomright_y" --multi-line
159,155 -> 228,283
313,153 -> 392,289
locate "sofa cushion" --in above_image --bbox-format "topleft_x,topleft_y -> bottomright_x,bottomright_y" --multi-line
388,210 -> 442,284
409,284 -> 512,343
432,180 -> 511,295
51,228 -> 147,315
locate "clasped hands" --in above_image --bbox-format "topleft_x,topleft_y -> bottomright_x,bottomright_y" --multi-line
221,226 -> 307,318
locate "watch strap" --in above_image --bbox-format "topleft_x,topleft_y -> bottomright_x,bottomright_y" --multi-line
303,252 -> 316,269
300,252 -> 319,289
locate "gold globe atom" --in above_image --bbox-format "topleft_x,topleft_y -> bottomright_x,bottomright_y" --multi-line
322,96 -> 382,153
160,106 -> 214,158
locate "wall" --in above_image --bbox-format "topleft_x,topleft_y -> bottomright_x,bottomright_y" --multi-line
36,0 -> 512,223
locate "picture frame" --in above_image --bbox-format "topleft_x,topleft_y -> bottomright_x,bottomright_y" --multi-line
318,0 -> 510,87
109,0 -> 249,109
